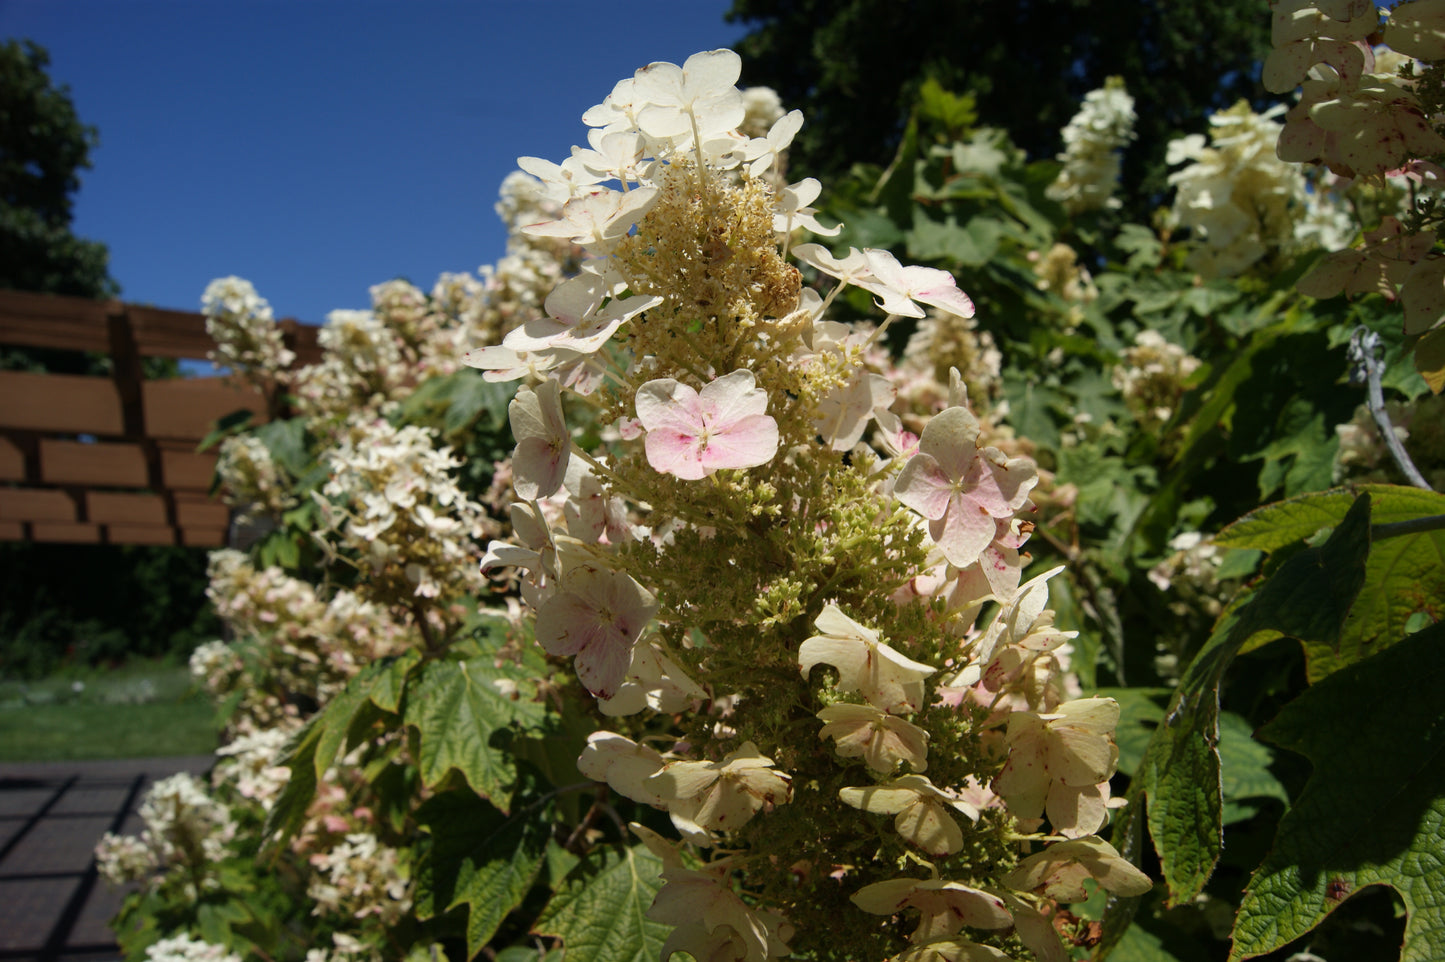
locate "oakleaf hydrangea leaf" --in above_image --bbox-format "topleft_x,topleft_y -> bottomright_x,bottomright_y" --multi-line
1229,620 -> 1445,962
1216,484 -> 1445,681
413,790 -> 552,959
264,651 -> 420,843
1136,493 -> 1371,905
533,844 -> 670,962
405,656 -> 547,809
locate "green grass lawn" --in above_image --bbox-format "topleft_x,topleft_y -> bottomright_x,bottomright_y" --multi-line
0,661 -> 217,761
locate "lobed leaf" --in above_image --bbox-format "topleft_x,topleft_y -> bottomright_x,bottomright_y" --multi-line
1217,484 -> 1445,681
1136,494 -> 1371,904
263,651 -> 420,843
414,789 -> 553,959
1229,621 -> 1445,962
405,656 -> 547,808
532,844 -> 670,962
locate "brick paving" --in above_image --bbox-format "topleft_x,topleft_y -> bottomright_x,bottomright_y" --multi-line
0,757 -> 211,962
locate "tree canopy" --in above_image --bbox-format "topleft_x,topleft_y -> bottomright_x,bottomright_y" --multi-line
726,0 -> 1273,208
0,39 -> 117,298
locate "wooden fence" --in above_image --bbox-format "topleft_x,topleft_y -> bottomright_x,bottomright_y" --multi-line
0,289 -> 320,547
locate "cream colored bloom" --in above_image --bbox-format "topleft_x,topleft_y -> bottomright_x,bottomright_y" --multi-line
839,775 -> 980,856
817,703 -> 930,773
648,742 -> 792,833
851,877 -> 1011,942
992,697 -> 1120,837
799,605 -> 936,713
577,731 -> 668,806
1001,836 -> 1152,901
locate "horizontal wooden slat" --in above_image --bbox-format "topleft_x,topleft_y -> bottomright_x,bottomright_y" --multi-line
174,494 -> 228,528
142,378 -> 266,440
0,289 -> 117,352
88,491 -> 167,526
160,448 -> 217,490
0,488 -> 76,522
0,520 -> 24,540
106,523 -> 178,546
280,319 -> 323,365
181,527 -> 227,547
127,305 -> 220,360
41,439 -> 148,487
0,437 -> 24,482
30,521 -> 100,543
0,371 -> 125,435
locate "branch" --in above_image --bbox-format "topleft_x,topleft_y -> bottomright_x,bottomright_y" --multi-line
1372,514 -> 1445,540
1348,327 -> 1433,491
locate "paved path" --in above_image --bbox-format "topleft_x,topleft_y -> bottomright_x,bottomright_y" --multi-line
0,756 -> 212,962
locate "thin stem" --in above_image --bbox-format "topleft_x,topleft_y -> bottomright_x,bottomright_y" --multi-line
865,313 -> 902,350
817,278 -> 851,318
1348,326 -> 1432,490
1373,514 -> 1445,540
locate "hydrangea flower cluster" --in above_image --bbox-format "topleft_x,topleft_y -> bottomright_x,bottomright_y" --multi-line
1166,101 -> 1349,277
290,277 -> 486,427
305,832 -> 413,927
475,49 -> 1146,961
1269,1 -> 1445,344
1045,78 -> 1136,214
1268,0 -> 1445,179
213,728 -> 294,811
142,935 -> 244,962
313,418 -> 493,610
1110,330 -> 1203,432
202,276 -> 295,391
214,434 -> 295,526
95,773 -> 236,901
198,551 -> 415,733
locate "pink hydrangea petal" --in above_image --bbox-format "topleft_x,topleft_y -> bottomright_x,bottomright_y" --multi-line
699,414 -> 779,471
930,500 -> 998,568
513,435 -> 568,500
894,455 -> 955,521
645,429 -> 707,480
574,632 -> 635,700
535,592 -> 598,658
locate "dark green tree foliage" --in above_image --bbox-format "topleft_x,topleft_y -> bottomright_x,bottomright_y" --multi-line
0,543 -> 220,678
726,0 -> 1272,209
0,40 -> 117,299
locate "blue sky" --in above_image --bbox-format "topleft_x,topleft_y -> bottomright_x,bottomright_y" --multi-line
1,1 -> 747,325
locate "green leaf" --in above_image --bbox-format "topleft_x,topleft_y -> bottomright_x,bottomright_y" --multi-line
1114,224 -> 1164,270
253,416 -> 311,478
905,215 -> 1000,267
414,789 -> 553,959
263,651 -> 419,842
1229,620 -> 1445,962
405,656 -> 547,807
1136,494 -> 1371,904
916,78 -> 976,137
1415,324 -> 1445,393
1001,372 -> 1063,449
533,844 -> 670,962
1217,484 -> 1445,681
1217,711 -> 1288,824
